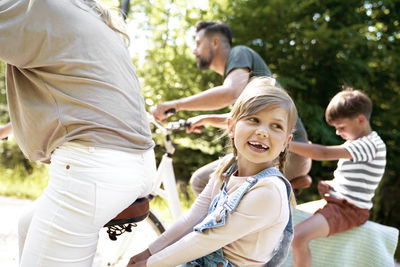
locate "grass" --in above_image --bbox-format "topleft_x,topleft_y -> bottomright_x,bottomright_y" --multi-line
0,164 -> 49,200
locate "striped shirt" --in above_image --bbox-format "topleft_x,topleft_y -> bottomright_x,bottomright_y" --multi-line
330,131 -> 386,209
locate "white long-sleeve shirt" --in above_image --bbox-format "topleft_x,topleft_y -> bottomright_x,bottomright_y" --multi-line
147,173 -> 290,267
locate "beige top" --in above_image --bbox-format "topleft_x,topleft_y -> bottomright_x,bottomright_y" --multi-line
0,0 -> 153,162
148,172 -> 289,267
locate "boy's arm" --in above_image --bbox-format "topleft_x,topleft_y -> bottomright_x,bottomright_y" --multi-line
289,141 -> 352,161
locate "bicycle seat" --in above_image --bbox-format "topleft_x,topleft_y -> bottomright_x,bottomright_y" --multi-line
104,196 -> 150,227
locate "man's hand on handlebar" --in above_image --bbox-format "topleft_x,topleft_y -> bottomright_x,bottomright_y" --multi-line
152,101 -> 178,122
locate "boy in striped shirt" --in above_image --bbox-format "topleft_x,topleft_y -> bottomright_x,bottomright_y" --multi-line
289,88 -> 386,267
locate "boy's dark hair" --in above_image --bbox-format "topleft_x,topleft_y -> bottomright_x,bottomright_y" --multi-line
325,88 -> 372,124
196,21 -> 233,46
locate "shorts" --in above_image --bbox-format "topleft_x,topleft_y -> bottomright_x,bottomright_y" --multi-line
316,196 -> 369,236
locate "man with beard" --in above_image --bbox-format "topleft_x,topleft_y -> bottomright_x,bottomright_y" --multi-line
152,21 -> 312,195
153,21 -> 270,122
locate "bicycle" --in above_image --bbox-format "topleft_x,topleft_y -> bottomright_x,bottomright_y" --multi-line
93,113 -> 190,267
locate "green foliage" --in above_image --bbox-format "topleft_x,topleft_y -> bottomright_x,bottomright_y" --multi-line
0,153 -> 49,200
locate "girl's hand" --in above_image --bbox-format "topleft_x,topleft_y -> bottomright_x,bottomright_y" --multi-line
317,180 -> 332,197
126,260 -> 147,267
127,249 -> 151,266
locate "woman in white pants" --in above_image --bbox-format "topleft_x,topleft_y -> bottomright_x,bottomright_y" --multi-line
0,0 -> 156,266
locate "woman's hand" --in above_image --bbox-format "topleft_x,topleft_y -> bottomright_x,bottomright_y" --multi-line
127,248 -> 151,266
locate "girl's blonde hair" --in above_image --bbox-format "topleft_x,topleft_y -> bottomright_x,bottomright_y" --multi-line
29,0 -> 130,46
215,77 -> 298,203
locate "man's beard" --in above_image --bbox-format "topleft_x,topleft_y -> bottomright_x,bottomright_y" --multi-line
197,50 -> 214,70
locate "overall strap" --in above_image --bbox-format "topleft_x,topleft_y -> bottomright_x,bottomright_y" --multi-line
223,167 -> 285,213
265,171 -> 294,267
193,166 -> 290,233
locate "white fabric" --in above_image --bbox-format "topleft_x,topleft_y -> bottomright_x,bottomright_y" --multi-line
18,143 -> 156,266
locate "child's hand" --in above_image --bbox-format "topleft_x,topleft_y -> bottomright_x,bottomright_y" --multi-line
317,180 -> 332,197
126,260 -> 147,267
127,249 -> 151,266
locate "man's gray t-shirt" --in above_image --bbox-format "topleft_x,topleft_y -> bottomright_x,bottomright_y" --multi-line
224,46 -> 273,78
224,46 -> 308,142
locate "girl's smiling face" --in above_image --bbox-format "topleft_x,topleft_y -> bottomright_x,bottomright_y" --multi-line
229,106 -> 293,177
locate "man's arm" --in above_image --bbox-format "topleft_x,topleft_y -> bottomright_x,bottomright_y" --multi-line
289,141 -> 352,161
152,68 -> 249,121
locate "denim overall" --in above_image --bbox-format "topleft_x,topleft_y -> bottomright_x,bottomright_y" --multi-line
185,165 -> 293,267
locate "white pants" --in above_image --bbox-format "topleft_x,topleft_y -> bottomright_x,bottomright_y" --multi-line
18,143 -> 156,267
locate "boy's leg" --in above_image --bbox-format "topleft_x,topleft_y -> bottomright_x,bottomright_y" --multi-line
292,213 -> 329,267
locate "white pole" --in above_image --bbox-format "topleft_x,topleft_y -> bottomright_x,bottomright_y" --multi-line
157,154 -> 182,220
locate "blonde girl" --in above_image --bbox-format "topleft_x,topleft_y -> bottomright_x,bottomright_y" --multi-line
128,77 -> 297,267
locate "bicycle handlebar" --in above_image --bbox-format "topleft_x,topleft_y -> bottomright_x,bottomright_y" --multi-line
149,107 -> 176,117
148,113 -> 191,135
166,120 -> 191,131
